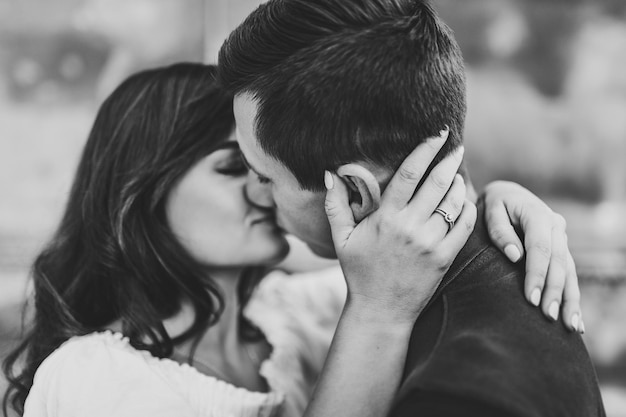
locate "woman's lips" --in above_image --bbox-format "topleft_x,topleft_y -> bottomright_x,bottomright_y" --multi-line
251,216 -> 288,235
251,215 -> 276,225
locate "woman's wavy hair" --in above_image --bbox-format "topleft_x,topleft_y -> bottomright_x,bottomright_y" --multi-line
3,63 -> 264,416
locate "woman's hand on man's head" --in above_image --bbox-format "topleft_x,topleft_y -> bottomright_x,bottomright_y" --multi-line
324,129 -> 476,325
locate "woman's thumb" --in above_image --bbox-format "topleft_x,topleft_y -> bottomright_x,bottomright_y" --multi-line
324,171 -> 356,247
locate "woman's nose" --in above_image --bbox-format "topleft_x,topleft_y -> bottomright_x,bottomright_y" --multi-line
244,175 -> 274,210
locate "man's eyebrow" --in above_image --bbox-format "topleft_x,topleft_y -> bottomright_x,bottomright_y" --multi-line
239,151 -> 270,179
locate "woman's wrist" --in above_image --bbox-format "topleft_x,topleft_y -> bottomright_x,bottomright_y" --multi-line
304,294 -> 416,417
342,293 -> 422,331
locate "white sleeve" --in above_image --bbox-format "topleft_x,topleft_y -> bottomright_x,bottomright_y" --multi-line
250,266 -> 347,375
23,336 -> 196,417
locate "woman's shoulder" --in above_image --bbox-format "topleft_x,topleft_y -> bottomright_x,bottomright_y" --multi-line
31,331 -> 149,385
24,331 -> 195,417
33,331 -> 163,379
25,331 -> 284,417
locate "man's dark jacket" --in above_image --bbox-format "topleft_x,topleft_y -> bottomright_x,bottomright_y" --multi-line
389,205 -> 606,417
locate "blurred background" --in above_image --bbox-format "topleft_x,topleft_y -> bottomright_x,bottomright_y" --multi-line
0,0 -> 624,415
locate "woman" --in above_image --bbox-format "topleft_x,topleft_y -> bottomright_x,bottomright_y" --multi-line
3,63 -> 581,417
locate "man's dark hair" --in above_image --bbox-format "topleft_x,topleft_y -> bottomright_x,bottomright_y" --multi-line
219,0 -> 466,191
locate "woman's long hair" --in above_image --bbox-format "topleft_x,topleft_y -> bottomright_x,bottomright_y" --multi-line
3,63 -> 263,416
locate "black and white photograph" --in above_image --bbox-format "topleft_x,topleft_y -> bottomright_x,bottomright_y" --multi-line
1,0 -> 625,416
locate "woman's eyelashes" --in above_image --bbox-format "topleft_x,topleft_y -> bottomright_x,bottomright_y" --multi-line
215,150 -> 271,184
216,152 -> 249,176
255,174 -> 271,184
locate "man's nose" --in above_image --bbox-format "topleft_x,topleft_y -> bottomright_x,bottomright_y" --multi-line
244,175 -> 274,210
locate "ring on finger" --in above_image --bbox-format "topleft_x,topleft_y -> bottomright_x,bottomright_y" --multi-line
434,208 -> 455,229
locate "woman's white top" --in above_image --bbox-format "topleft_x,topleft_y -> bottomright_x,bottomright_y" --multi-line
23,267 -> 346,417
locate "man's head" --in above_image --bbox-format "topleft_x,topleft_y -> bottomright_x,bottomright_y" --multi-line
219,0 -> 467,257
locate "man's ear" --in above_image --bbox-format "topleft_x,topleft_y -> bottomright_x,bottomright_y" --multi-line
336,164 -> 381,223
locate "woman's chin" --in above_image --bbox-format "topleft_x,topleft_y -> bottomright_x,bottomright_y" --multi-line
243,236 -> 291,267
264,239 -> 291,265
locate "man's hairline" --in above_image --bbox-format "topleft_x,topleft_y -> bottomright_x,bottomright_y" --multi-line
233,119 -> 273,182
233,90 -> 421,191
235,91 -> 316,189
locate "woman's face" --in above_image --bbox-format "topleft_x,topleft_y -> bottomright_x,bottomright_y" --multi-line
165,135 -> 289,268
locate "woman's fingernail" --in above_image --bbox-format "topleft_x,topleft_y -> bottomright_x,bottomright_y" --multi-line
439,125 -> 449,138
530,288 -> 541,306
571,313 -> 580,332
324,170 -> 334,190
548,301 -> 559,321
504,244 -> 522,262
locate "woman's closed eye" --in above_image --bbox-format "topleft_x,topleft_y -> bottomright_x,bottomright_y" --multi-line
254,173 -> 272,184
216,151 -> 249,176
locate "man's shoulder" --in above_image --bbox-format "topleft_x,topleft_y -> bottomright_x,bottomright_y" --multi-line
395,244 -> 604,417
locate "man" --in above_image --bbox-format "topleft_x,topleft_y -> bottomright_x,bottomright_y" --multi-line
218,0 -> 605,415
